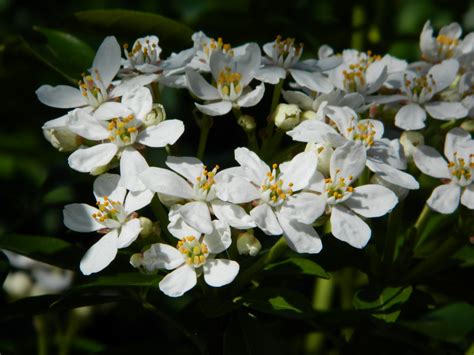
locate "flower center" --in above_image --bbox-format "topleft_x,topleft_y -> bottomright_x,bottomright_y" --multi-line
324,170 -> 354,204
347,119 -> 377,147
92,196 -> 125,224
274,35 -> 303,63
124,39 -> 161,65
177,236 -> 209,268
217,67 -> 242,98
107,115 -> 139,146
261,163 -> 293,204
78,70 -> 107,107
436,34 -> 459,59
203,37 -> 233,58
195,165 -> 219,192
342,50 -> 381,92
404,73 -> 436,100
448,153 -> 474,186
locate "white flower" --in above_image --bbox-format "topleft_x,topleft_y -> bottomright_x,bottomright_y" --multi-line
255,36 -> 341,93
66,87 -> 184,173
135,219 -> 239,297
420,20 -> 474,65
63,174 -> 148,275
140,156 -> 256,233
288,106 -> 419,190
215,147 -> 325,254
36,36 -> 122,111
186,43 -> 265,116
459,72 -> 474,118
375,59 -> 467,130
309,141 -> 398,248
413,127 -> 474,214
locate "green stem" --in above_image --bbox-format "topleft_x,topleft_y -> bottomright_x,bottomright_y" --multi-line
151,81 -> 161,102
58,312 -> 79,355
357,167 -> 370,186
34,315 -> 49,355
196,115 -> 212,160
414,204 -> 431,247
150,195 -> 173,242
232,237 -> 287,293
381,203 -> 403,274
270,79 -> 284,114
143,302 -> 208,355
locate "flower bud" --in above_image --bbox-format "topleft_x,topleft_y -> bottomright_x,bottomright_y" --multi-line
143,103 -> 166,127
130,253 -> 144,269
370,174 -> 409,201
460,119 -> 474,133
305,142 -> 333,176
139,217 -> 154,238
273,103 -> 301,131
400,131 -> 424,162
3,272 -> 33,299
237,114 -> 256,131
301,110 -> 319,121
237,230 -> 262,256
43,128 -> 81,152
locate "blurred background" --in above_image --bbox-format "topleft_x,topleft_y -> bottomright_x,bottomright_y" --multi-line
0,0 -> 473,354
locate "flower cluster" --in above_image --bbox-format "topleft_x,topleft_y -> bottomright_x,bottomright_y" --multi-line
37,21 -> 474,297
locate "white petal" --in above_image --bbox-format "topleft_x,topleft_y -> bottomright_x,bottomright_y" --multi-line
365,61 -> 388,93
63,204 -> 102,232
36,85 -> 86,109
428,59 -> 459,93
427,184 -> 461,214
92,36 -> 121,87
203,259 -> 239,287
168,205 -> 200,239
142,243 -> 183,271
124,189 -> 154,214
424,102 -> 468,120
254,66 -> 286,84
93,173 -> 126,202
345,184 -> 398,218
210,200 -> 256,229
276,214 -> 322,254
413,145 -> 450,179
395,103 -> 427,131
214,174 -> 261,204
234,147 -> 270,184
68,109 -> 109,140
235,43 -> 261,86
140,167 -> 194,199
185,69 -> 220,100
117,218 -> 141,248
111,74 -> 159,97
68,143 -> 118,173
287,120 -> 339,143
119,147 -> 148,192
326,106 -> 356,137
122,87 -> 153,120
203,219 -> 232,254
461,185 -> 474,209
80,230 -> 118,275
330,141 -> 367,181
281,90 -> 314,110
178,201 -> 213,235
93,102 -> 133,121
279,192 -> 326,224
250,203 -> 282,235
366,160 -> 419,190
279,151 -> 317,191
289,69 -> 333,93
195,101 -> 232,116
137,119 -> 184,147
444,127 -> 474,162
236,83 -> 265,108
330,204 -> 371,248
159,264 -> 197,297
165,156 -> 203,183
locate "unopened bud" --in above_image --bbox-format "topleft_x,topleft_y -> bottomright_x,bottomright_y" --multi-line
237,231 -> 262,256
273,103 -> 301,131
301,110 -> 319,121
43,128 -> 82,152
3,272 -> 33,299
400,131 -> 424,162
237,114 -> 256,131
460,119 -> 474,133
130,253 -> 143,269
306,142 -> 333,176
371,174 -> 409,201
139,217 -> 154,238
143,103 -> 166,127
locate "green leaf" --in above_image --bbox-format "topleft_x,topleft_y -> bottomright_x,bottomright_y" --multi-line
238,287 -> 314,319
264,257 -> 330,278
0,234 -> 82,270
401,303 -> 474,343
73,272 -> 162,290
75,10 -> 193,51
353,286 -> 413,323
22,27 -> 95,83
